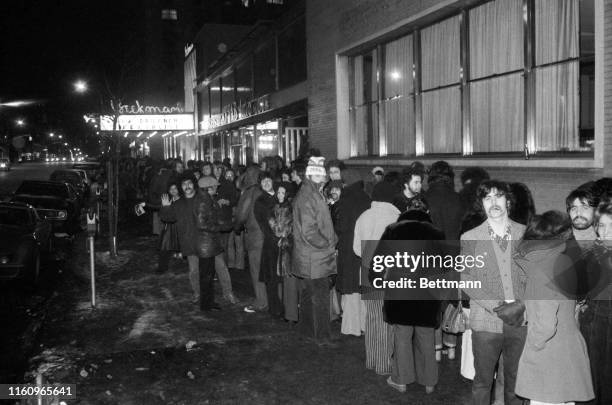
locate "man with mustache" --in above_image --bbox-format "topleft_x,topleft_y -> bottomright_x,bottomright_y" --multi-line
461,180 -> 527,405
566,187 -> 598,247
161,176 -> 223,311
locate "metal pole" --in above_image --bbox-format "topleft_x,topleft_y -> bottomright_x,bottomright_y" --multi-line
96,200 -> 100,234
89,235 -> 96,307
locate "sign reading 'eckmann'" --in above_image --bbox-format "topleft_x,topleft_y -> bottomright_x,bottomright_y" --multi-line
100,114 -> 194,131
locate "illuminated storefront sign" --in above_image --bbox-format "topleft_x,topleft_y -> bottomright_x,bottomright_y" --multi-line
100,114 -> 194,131
118,101 -> 184,115
201,95 -> 270,131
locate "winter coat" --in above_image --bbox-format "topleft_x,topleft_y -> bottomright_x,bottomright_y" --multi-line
334,181 -> 371,294
159,197 -> 180,251
254,192 -> 281,283
160,191 -> 223,258
392,192 -> 426,214
269,200 -> 293,278
291,178 -> 338,279
460,219 -> 526,333
234,166 -> 262,248
217,177 -> 240,230
424,180 -> 467,241
515,241 -> 594,403
353,201 -> 401,288
370,218 -> 446,328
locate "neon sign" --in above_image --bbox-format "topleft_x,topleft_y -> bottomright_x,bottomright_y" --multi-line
100,114 -> 194,131
118,101 -> 184,115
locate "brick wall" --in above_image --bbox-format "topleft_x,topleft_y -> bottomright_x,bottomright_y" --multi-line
307,0 -> 611,213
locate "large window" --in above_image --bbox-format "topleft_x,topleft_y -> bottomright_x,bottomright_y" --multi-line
221,70 -> 236,112
346,0 -> 595,158
278,17 -> 307,88
254,39 -> 276,97
210,79 -> 221,124
235,58 -> 253,106
349,49 -> 379,156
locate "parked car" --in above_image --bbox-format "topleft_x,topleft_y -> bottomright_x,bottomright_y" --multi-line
50,170 -> 87,200
0,202 -> 52,283
0,158 -> 10,171
11,180 -> 81,236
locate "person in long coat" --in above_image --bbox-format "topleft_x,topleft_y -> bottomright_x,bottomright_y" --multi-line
235,165 -> 267,312
353,180 -> 401,375
292,156 -> 338,343
425,161 -> 467,360
334,174 -> 371,336
370,208 -> 446,394
254,173 -> 283,318
156,182 -> 181,273
515,211 -> 594,404
268,183 -> 294,320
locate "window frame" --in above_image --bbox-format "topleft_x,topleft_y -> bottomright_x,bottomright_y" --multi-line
335,0 -> 603,168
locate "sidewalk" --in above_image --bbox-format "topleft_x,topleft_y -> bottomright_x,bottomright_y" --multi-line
28,220 -> 472,404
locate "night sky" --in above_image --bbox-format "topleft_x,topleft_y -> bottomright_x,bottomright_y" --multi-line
0,0 -> 140,100
0,0 -> 145,143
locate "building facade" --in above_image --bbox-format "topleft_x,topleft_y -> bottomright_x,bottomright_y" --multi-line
173,1 -> 307,165
307,0 -> 605,212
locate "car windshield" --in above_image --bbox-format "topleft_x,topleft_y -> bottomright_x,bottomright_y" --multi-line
16,182 -> 69,198
0,206 -> 31,226
50,171 -> 80,184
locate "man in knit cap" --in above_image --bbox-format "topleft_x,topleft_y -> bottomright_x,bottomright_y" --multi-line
292,156 -> 339,344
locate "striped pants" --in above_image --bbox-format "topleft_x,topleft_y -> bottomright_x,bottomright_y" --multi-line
364,295 -> 392,375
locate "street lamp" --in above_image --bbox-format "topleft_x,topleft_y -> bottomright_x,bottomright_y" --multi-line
58,135 -> 63,139
15,119 -> 25,127
49,132 -> 55,137
74,80 -> 88,93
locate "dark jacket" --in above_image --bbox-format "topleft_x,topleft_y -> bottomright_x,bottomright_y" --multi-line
160,191 -> 223,258
254,192 -> 280,283
370,218 -> 446,327
234,166 -> 262,247
334,181 -> 371,294
392,192 -> 424,214
424,180 -> 466,241
291,178 -> 338,279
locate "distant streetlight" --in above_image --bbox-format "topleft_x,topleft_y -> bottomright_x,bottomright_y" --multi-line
49,132 -> 55,137
74,80 -> 88,93
58,135 -> 63,139
64,142 -> 68,146
15,119 -> 25,127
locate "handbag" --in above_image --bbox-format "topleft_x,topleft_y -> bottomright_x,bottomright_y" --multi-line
441,288 -> 469,334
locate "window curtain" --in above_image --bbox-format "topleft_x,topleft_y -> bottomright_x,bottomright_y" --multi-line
536,0 -> 579,65
535,61 -> 579,151
384,97 -> 415,155
421,16 -> 460,89
422,87 -> 462,154
350,55 -> 367,156
469,0 -> 523,79
470,73 -> 524,152
383,35 -> 415,155
421,16 -> 461,154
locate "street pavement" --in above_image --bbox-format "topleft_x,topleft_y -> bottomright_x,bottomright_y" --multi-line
0,162 -> 75,384
24,217 -> 473,404
1,164 -> 473,403
0,161 -> 77,199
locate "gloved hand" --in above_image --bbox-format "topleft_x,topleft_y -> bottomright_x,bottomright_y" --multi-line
493,301 -> 526,326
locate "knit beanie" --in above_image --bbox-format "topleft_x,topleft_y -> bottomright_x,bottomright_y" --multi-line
305,156 -> 326,177
372,181 -> 396,204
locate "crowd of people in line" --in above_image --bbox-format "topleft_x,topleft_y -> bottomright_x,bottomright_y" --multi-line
116,152 -> 611,405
